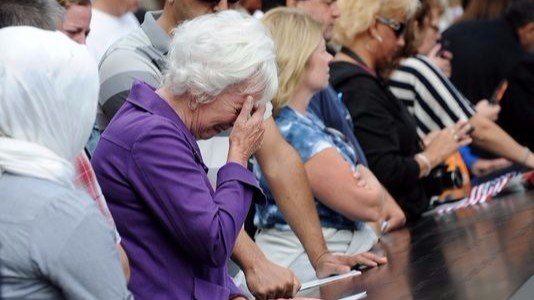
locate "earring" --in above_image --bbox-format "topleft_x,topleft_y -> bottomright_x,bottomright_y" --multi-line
375,34 -> 383,43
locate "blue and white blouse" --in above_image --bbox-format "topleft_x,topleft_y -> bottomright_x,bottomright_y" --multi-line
253,106 -> 365,231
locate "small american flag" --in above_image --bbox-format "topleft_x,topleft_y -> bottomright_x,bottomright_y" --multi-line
426,171 -> 519,215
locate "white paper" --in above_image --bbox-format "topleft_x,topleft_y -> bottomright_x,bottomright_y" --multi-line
339,291 -> 367,300
299,270 -> 362,291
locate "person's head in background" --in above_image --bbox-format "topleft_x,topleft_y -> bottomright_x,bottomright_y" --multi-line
0,26 -> 98,183
233,0 -> 262,14
0,0 -> 64,30
92,0 -> 140,17
400,0 -> 446,58
334,0 -> 419,69
262,7 -> 328,114
158,0 -> 238,33
57,0 -> 92,44
505,0 -> 534,53
456,0 -> 510,23
284,0 -> 340,41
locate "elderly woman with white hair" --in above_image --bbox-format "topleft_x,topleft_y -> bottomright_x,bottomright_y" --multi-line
0,27 -> 131,299
91,11 -> 276,300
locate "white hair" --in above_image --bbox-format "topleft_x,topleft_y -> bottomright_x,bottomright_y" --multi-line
163,10 -> 278,106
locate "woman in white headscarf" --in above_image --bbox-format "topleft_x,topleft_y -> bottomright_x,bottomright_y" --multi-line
0,26 -> 131,299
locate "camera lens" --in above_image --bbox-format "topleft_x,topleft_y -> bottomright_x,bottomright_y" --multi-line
443,168 -> 464,189
423,164 -> 465,197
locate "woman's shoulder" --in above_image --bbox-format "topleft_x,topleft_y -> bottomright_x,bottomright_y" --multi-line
0,174 -> 102,232
392,56 -> 444,89
330,61 -> 378,91
1,174 -> 91,205
275,107 -> 317,139
398,56 -> 436,73
275,108 -> 333,160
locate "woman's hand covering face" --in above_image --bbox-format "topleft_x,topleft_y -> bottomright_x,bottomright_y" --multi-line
227,96 -> 266,166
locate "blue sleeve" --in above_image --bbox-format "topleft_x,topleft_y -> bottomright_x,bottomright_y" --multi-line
459,145 -> 479,169
279,119 -> 332,163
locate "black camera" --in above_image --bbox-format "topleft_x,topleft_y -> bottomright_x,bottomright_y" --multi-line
423,164 -> 464,197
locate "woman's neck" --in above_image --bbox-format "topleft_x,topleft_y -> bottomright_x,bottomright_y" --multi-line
93,0 -> 124,17
156,7 -> 181,35
156,87 -> 193,130
334,39 -> 376,70
289,85 -> 315,116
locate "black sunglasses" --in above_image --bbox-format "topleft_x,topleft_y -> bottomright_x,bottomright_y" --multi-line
200,0 -> 240,4
376,16 -> 406,38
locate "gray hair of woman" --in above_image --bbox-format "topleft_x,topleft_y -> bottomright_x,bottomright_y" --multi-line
163,10 -> 278,107
0,0 -> 65,30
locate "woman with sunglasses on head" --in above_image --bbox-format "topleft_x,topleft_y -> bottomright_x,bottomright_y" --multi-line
330,0 -> 474,221
388,0 -> 534,179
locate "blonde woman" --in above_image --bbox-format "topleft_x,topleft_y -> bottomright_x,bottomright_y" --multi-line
254,8 -> 387,283
329,0 -> 474,220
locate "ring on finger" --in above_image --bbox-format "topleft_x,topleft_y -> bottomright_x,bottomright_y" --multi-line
453,134 -> 459,142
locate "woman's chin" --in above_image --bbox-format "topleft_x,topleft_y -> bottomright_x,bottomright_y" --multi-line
197,129 -> 219,140
197,133 -> 215,140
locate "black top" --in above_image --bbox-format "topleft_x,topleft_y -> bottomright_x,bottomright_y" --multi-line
443,18 -> 534,153
443,18 -> 523,105
498,54 -> 534,150
330,60 -> 428,220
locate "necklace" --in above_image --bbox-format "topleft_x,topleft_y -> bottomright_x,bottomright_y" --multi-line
339,46 -> 376,76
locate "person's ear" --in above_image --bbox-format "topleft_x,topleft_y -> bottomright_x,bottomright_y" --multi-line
368,19 -> 383,42
412,20 -> 420,32
518,22 -> 534,35
518,22 -> 534,49
368,18 -> 378,34
523,22 -> 534,36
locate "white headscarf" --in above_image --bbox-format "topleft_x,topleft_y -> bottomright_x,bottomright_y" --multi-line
0,26 -> 99,187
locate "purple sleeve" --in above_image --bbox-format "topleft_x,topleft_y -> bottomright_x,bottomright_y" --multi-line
129,120 -> 261,267
226,273 -> 245,299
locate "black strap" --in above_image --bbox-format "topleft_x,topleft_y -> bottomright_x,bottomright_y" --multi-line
339,46 -> 376,76
340,46 -> 365,65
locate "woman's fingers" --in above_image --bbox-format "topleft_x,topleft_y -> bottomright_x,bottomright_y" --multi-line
236,96 -> 254,124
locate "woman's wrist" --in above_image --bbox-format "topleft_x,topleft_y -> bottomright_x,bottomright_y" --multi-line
522,147 -> 532,167
311,249 -> 330,269
415,153 -> 432,177
227,149 -> 248,167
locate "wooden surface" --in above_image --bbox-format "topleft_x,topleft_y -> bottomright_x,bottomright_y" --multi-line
299,191 -> 534,300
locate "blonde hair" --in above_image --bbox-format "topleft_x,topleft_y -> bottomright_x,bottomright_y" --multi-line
262,7 -> 324,115
334,0 -> 420,46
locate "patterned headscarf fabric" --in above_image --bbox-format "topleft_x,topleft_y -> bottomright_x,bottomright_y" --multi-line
0,26 -> 99,187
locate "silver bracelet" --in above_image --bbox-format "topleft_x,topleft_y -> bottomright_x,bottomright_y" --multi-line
522,147 -> 531,165
416,153 -> 432,177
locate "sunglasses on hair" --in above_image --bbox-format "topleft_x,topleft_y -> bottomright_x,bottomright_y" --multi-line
200,0 -> 240,4
376,16 -> 406,38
